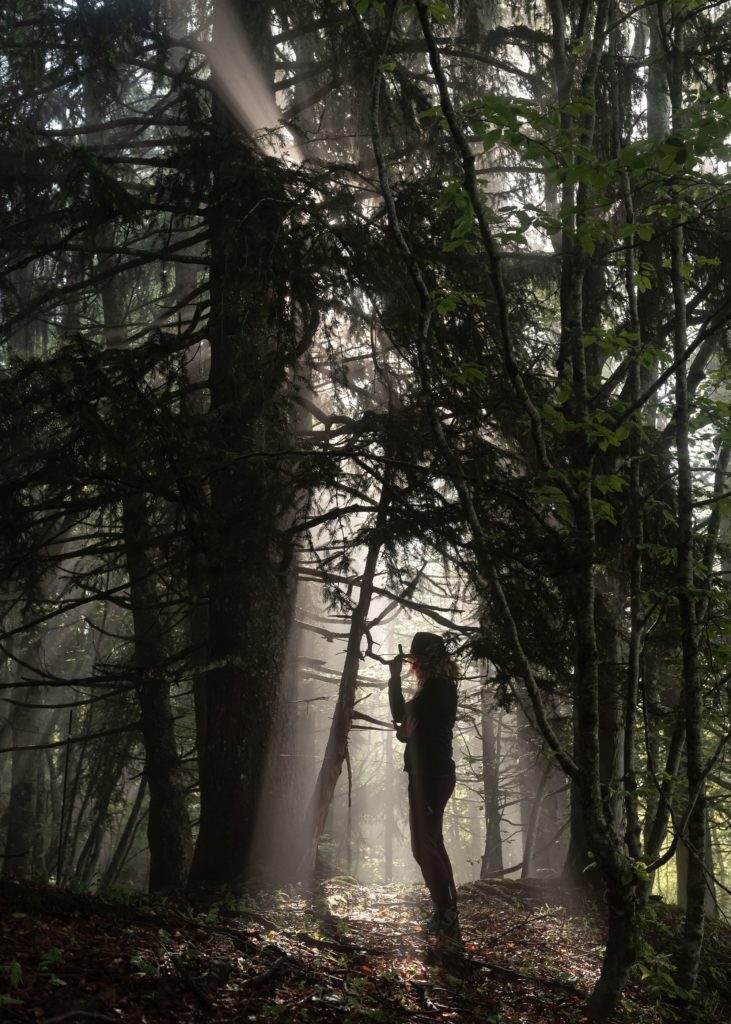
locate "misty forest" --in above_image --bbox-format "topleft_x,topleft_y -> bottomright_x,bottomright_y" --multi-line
1,0 -> 731,1022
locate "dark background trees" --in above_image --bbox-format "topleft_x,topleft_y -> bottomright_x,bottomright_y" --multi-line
1,0 -> 730,1018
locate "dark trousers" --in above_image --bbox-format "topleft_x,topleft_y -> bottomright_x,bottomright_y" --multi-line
408,773 -> 457,909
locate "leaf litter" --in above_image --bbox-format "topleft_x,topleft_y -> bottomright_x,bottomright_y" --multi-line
0,876 -> 726,1023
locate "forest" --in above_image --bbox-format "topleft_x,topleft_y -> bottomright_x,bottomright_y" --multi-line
1,0 -> 730,1021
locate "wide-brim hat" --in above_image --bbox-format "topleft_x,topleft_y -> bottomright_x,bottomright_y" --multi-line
409,632 -> 446,657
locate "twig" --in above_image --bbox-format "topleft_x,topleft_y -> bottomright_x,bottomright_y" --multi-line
0,721 -> 141,755
242,956 -> 288,987
45,1013 -> 119,1024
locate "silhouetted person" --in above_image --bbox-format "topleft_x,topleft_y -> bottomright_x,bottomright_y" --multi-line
389,632 -> 459,936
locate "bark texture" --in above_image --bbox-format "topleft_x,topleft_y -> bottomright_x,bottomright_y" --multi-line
189,2 -> 301,885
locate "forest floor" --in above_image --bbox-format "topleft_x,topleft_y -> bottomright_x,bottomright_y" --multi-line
0,875 -> 729,1024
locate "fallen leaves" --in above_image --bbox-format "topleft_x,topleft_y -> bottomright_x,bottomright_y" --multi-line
0,876 -> 723,1024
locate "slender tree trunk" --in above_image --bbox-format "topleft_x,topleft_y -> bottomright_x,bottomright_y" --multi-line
303,475 -> 392,873
169,0 -> 211,775
2,693 -> 46,878
549,0 -> 644,1012
101,777 -> 148,889
75,747 -> 126,886
636,2 -> 671,406
85,59 -> 193,891
2,621 -> 54,879
60,715 -> 93,883
668,23 -> 705,994
638,707 -> 685,906
521,760 -> 551,881
703,811 -> 718,919
596,586 -> 626,834
480,693 -> 504,877
377,3 -> 635,1016
122,495 -> 192,890
383,727 -> 393,883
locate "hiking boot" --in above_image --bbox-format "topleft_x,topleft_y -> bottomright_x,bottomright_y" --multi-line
438,906 -> 460,937
420,903 -> 441,933
422,905 -> 460,937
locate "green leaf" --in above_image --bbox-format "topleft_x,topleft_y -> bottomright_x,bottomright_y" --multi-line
577,232 -> 596,256
592,498 -> 617,524
426,0 -> 453,22
481,127 -> 502,151
594,474 -> 627,495
417,105 -> 443,121
442,239 -> 476,254
8,960 -> 23,988
454,363 -> 487,384
533,484 -> 571,522
0,996 -> 24,1007
40,948 -> 64,968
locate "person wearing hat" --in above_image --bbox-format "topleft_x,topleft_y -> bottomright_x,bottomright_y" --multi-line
388,632 -> 459,937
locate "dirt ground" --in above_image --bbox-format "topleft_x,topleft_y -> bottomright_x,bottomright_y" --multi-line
0,876 -> 726,1024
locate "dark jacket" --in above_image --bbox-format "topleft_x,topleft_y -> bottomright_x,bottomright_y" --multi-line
388,673 -> 457,776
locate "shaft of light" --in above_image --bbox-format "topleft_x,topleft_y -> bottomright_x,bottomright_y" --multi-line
205,0 -> 301,164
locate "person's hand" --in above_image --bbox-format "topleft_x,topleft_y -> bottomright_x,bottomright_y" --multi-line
388,654 -> 403,680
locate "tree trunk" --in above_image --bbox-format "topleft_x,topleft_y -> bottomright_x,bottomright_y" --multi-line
75,747 -> 125,887
668,24 -> 705,994
2,622 -> 54,879
595,585 -> 626,835
86,58 -> 193,892
303,476 -> 392,874
122,495 -> 192,890
480,691 -> 504,877
521,760 -> 551,881
383,727 -> 394,883
2,693 -> 46,877
586,885 -> 639,1021
188,4 -> 302,885
675,804 -> 717,919
101,777 -> 148,889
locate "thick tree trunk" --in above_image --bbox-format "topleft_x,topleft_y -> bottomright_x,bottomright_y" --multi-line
586,885 -> 639,1020
189,502 -> 297,886
189,4 -> 301,882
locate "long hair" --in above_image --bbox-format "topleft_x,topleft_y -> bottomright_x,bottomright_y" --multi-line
411,651 -> 460,687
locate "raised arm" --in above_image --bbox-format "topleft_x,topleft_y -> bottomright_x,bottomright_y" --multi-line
388,655 -> 406,723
